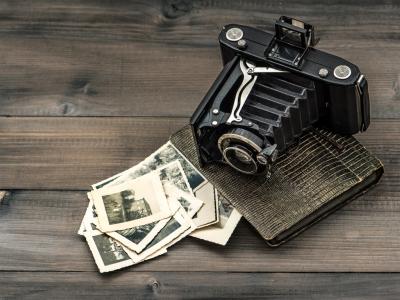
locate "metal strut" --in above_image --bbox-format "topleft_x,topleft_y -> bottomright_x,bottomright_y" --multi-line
226,59 -> 287,124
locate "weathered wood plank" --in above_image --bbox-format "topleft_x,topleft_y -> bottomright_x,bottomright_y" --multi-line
0,0 -> 397,297
0,117 -> 397,189
0,0 -> 398,117
0,181 -> 399,272
0,116 -> 187,189
1,271 -> 400,300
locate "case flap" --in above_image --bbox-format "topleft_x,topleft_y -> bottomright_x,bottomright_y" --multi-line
170,125 -> 383,246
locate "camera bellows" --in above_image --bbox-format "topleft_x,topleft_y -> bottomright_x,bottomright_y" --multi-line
242,72 -> 319,151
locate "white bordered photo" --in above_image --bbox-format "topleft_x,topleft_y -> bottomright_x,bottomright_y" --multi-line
126,191 -> 197,263
91,142 -> 218,228
84,229 -> 167,273
162,183 -> 203,219
92,172 -> 172,232
84,229 -> 134,273
77,196 -> 91,235
87,162 -> 199,253
191,193 -> 241,246
128,211 -> 190,263
86,192 -> 171,253
163,204 -> 198,250
167,142 -> 219,228
94,142 -> 206,191
157,160 -> 194,195
190,182 -> 219,228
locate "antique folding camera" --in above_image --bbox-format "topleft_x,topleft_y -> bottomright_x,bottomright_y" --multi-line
191,16 -> 370,175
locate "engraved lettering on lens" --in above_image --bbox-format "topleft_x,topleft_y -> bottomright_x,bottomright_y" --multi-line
226,28 -> 243,41
334,65 -> 351,80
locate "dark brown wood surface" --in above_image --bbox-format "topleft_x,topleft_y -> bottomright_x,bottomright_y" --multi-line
0,0 -> 399,298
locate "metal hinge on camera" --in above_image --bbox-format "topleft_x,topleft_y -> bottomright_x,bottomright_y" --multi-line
247,66 -> 287,75
227,60 -> 287,124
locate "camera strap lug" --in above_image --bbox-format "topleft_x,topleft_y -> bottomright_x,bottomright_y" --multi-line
356,74 -> 370,131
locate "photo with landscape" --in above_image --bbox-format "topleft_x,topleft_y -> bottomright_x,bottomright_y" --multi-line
103,189 -> 153,225
93,234 -> 130,266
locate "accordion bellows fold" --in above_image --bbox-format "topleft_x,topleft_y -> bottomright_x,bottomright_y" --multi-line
170,125 -> 383,246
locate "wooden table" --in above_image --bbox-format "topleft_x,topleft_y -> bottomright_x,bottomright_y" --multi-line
0,1 -> 399,299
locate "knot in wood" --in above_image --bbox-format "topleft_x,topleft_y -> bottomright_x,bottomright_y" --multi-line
148,278 -> 161,293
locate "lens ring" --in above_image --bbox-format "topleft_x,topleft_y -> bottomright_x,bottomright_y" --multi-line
218,132 -> 262,155
222,146 -> 258,175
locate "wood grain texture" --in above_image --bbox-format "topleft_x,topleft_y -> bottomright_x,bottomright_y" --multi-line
0,116 -> 187,189
0,182 -> 399,272
0,117 -> 397,190
1,272 -> 400,300
0,0 -> 399,297
0,0 -> 398,117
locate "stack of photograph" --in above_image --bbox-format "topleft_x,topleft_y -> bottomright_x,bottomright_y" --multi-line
77,142 -> 242,273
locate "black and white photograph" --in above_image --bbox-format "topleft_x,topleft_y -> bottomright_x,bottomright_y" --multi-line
77,195 -> 93,236
163,183 -> 203,219
148,142 -> 206,190
91,143 -> 218,230
158,161 -> 193,194
103,190 -> 152,224
93,173 -> 172,232
217,194 -> 236,228
191,193 -> 242,246
93,156 -> 193,195
190,182 -> 219,228
93,234 -> 129,265
84,229 -> 168,273
85,194 -> 172,253
78,193 -> 100,235
128,210 -> 190,263
103,142 -> 206,191
110,219 -> 171,254
163,144 -> 220,228
84,230 -> 134,273
1,1 -> 395,299
88,162 -> 197,252
128,192 -> 197,263
93,161 -> 152,190
163,207 -> 199,249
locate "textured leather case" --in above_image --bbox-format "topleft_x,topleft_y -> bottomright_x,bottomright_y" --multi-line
170,125 -> 384,246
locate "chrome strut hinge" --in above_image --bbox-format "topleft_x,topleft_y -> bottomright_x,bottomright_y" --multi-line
247,66 -> 287,75
227,60 -> 287,124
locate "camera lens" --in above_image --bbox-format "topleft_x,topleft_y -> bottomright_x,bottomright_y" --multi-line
218,128 -> 267,175
233,148 -> 252,163
223,145 -> 258,174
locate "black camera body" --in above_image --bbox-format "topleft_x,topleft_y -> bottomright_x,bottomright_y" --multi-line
191,16 -> 370,175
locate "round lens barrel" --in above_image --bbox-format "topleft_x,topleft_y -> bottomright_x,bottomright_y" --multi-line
223,145 -> 258,174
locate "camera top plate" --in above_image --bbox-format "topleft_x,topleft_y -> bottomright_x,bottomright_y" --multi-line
219,23 -> 361,86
